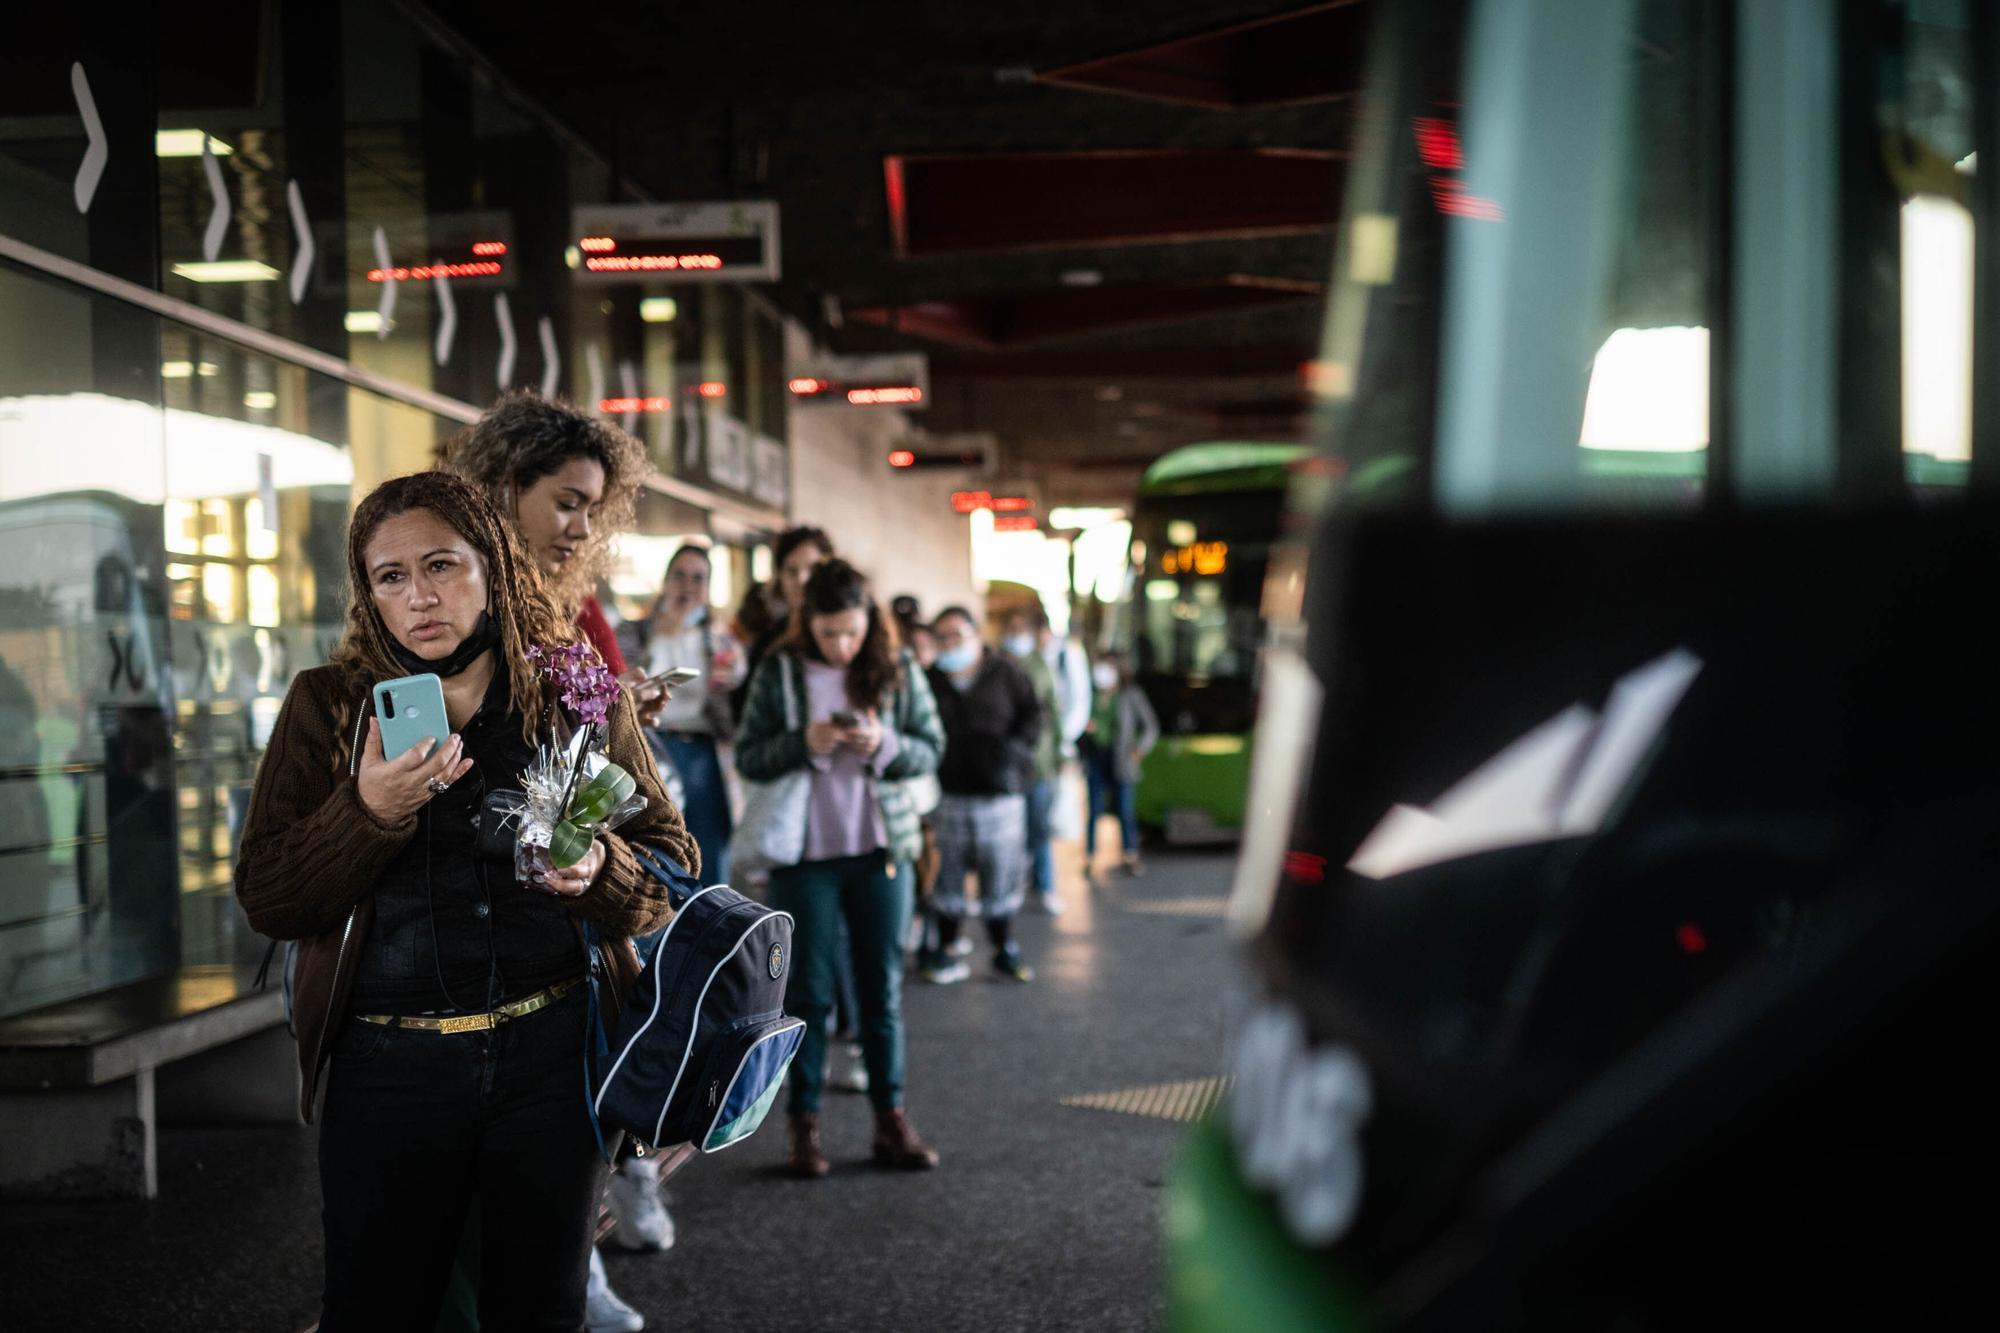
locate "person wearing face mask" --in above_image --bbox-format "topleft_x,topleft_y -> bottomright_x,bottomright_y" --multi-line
1080,650 -> 1160,877
617,544 -> 747,891
734,559 -> 945,1177
233,472 -> 694,1333
919,607 -> 1044,984
1001,607 -> 1066,916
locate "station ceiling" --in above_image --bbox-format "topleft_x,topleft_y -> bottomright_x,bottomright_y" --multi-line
435,0 -> 1368,504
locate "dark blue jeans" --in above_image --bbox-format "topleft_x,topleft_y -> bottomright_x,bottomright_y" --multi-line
766,853 -> 911,1115
1082,742 -> 1139,857
317,986 -> 604,1332
658,730 -> 731,886
1025,776 -> 1056,893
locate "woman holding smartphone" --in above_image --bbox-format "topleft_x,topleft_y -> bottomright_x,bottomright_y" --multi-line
233,471 -> 696,1332
734,559 -> 946,1177
618,543 -> 747,890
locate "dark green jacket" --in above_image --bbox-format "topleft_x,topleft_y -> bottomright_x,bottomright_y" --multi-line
1013,648 -> 1062,781
735,648 -> 944,867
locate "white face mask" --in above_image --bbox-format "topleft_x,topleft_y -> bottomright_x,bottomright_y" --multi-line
1093,663 -> 1119,691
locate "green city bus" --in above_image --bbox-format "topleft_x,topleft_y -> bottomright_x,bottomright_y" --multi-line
1112,441 -> 1311,843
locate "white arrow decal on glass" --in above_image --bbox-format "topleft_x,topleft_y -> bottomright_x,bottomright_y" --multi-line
495,293 -> 517,385
617,360 -> 638,433
585,344 -> 605,413
285,180 -> 314,304
434,269 -> 456,365
71,63 -> 107,213
1346,648 -> 1703,880
371,227 -> 395,337
201,135 -> 232,261
537,317 -> 560,398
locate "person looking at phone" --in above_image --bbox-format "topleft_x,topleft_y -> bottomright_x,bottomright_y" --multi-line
617,543 -> 747,890
438,393 -> 678,1320
232,471 -> 696,1333
734,559 -> 946,1178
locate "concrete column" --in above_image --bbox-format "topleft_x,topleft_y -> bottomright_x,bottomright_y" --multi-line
0,1066 -> 155,1200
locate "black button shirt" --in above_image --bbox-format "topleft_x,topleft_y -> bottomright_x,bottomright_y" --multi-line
348,668 -> 585,1015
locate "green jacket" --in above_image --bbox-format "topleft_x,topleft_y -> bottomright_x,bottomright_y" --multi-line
1014,648 -> 1062,781
734,647 -> 944,867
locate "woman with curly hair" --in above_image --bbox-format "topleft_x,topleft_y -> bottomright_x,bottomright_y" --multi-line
437,389 -> 647,682
234,471 -> 695,1331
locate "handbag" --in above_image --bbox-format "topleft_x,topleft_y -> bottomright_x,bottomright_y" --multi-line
727,654 -> 811,874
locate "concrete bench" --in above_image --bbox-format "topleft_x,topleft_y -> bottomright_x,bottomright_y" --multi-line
0,965 -> 295,1199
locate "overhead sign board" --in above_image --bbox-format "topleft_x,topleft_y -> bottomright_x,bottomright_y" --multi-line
570,201 -> 781,284
788,352 -> 930,408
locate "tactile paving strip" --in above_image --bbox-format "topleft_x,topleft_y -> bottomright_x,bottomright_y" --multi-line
1059,1076 -> 1232,1124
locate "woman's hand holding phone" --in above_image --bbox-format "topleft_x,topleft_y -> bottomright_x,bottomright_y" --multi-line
356,716 -> 474,824
839,708 -> 883,757
805,718 -> 844,756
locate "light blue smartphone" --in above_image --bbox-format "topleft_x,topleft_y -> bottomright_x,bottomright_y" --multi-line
372,673 -> 447,761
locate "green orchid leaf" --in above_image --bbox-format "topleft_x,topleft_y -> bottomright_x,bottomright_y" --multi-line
568,764 -> 636,825
549,820 -> 594,869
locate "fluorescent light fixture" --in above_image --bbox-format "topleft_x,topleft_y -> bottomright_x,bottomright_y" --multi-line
243,391 -> 277,410
162,361 -> 194,379
639,297 -> 678,323
172,260 -> 281,284
344,310 -> 384,334
156,130 -> 233,158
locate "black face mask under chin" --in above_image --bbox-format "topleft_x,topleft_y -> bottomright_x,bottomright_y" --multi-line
388,611 -> 501,678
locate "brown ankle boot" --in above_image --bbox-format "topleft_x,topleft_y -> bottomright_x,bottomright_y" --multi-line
872,1107 -> 940,1170
787,1112 -> 830,1178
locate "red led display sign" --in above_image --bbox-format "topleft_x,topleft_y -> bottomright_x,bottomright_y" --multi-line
366,240 -> 508,283
571,201 -> 781,285
791,379 -> 925,407
993,515 -> 1039,532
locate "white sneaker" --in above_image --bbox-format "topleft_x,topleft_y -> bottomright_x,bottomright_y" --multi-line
830,1045 -> 870,1093
947,936 -> 975,959
587,1248 -> 645,1333
1029,890 -> 1066,916
605,1156 -> 675,1252
923,958 -> 971,985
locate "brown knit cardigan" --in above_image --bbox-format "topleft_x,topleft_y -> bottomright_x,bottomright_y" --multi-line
233,662 -> 699,1121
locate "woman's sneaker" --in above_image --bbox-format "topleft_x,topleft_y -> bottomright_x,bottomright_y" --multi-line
922,956 -> 971,985
605,1156 -> 674,1251
586,1248 -> 645,1332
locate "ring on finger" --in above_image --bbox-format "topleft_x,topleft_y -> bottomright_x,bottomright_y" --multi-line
426,777 -> 450,794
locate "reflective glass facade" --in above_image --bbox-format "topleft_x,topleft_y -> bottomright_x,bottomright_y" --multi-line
0,6 -> 790,1018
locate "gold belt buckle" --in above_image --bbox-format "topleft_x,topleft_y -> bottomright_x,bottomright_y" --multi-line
434,1012 -> 498,1035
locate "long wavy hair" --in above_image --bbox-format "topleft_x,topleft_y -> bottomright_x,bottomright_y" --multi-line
435,389 -> 648,613
779,558 -> 901,709
328,471 -> 581,760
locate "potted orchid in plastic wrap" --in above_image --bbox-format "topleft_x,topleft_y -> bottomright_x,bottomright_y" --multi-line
516,643 -> 647,884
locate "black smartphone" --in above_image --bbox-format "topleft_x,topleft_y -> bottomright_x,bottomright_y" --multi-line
829,708 -> 860,728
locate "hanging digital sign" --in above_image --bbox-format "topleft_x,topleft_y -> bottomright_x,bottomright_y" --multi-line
788,353 -> 930,409
570,201 -> 781,285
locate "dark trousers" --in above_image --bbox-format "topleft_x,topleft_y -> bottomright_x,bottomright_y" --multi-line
317,987 -> 606,1332
659,730 -> 732,886
1083,742 -> 1139,857
767,853 -> 911,1115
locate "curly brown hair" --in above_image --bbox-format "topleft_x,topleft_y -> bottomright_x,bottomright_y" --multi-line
778,558 -> 902,710
435,389 -> 648,613
329,471 -> 582,758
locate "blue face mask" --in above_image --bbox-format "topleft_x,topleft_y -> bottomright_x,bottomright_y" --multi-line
936,642 -> 980,674
683,604 -> 708,627
1003,633 -> 1035,658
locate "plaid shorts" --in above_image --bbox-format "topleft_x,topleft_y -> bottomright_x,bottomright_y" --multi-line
929,792 -> 1029,919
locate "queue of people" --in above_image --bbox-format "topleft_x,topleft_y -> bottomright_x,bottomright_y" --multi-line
235,392 -> 1150,1333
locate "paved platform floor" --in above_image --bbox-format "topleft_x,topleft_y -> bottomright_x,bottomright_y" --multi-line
0,845 -> 1237,1332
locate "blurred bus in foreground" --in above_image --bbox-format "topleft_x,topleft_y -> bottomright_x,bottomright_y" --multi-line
1170,0 -> 1999,1328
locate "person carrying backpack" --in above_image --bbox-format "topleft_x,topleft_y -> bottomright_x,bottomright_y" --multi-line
734,559 -> 946,1178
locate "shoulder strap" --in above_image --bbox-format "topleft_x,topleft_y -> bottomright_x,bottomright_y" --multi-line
780,653 -> 799,730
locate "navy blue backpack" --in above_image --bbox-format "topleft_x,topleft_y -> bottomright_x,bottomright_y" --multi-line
590,847 -> 805,1153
